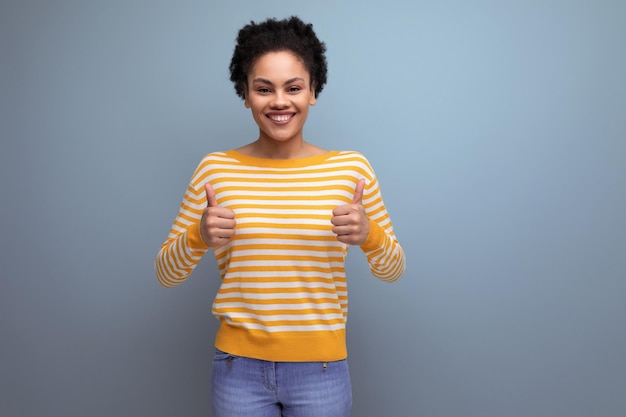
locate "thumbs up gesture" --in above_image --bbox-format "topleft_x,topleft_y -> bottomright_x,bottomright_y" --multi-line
331,179 -> 370,245
200,183 -> 236,248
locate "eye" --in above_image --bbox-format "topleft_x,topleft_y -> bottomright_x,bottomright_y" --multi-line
288,86 -> 302,93
257,87 -> 271,94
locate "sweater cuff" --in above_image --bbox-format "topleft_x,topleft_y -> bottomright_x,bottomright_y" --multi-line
187,220 -> 210,250
359,220 -> 385,253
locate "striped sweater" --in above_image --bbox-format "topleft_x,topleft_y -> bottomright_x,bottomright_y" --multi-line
155,150 -> 405,361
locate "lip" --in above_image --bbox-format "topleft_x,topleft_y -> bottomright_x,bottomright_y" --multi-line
266,112 -> 295,125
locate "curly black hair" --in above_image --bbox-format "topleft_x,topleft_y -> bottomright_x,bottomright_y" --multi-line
229,16 -> 328,100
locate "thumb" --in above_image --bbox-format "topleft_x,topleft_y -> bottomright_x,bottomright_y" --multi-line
205,182 -> 219,207
352,179 -> 365,205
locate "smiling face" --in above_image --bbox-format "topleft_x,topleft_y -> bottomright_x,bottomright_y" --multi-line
244,51 -> 317,146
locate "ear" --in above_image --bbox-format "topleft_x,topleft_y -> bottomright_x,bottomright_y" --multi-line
309,83 -> 317,106
243,84 -> 251,108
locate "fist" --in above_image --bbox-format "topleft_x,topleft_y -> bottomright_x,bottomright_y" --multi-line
200,183 -> 236,247
330,179 -> 370,245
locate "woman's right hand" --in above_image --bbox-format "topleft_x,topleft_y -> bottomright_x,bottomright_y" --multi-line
200,183 -> 236,247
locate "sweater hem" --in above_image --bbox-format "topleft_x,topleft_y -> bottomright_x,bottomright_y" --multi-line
215,320 -> 348,362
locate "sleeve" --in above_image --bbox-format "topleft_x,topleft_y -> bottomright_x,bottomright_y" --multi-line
357,157 -> 406,282
154,158 -> 212,288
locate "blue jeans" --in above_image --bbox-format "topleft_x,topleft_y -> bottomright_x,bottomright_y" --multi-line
211,349 -> 352,417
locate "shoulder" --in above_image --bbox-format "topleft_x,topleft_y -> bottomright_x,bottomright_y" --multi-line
197,150 -> 236,165
329,150 -> 375,172
193,150 -> 243,171
189,150 -> 239,188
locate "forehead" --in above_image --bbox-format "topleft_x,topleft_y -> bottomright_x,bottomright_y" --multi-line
249,51 -> 310,81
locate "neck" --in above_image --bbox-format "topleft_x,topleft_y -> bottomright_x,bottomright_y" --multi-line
251,138 -> 309,159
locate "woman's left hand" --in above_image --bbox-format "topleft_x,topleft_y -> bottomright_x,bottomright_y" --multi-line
331,179 -> 370,245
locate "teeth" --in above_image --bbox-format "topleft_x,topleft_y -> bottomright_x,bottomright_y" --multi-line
270,114 -> 291,122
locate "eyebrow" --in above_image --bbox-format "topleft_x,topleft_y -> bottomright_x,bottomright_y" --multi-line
251,77 -> 306,86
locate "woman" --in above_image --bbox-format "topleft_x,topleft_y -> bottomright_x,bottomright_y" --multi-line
155,16 -> 405,417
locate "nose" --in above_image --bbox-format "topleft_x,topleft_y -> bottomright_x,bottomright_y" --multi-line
270,91 -> 289,109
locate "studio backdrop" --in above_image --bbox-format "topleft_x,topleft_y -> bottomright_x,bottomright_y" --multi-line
1,1 -> 625,416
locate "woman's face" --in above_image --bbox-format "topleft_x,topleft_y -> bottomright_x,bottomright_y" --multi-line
245,51 -> 316,145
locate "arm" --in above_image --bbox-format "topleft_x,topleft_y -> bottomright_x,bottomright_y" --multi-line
155,153 -> 237,288
154,178 -> 211,288
331,154 -> 405,282
359,174 -> 406,282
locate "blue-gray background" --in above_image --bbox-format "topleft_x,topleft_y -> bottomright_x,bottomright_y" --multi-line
1,1 -> 624,416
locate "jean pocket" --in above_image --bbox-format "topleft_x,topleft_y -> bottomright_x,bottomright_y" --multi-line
213,348 -> 234,362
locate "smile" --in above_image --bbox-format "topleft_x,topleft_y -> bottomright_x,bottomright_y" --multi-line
268,113 -> 294,123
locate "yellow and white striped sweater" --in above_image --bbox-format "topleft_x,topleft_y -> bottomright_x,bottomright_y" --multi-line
155,150 -> 405,361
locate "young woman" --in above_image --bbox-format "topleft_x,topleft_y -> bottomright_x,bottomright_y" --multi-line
155,16 -> 405,417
